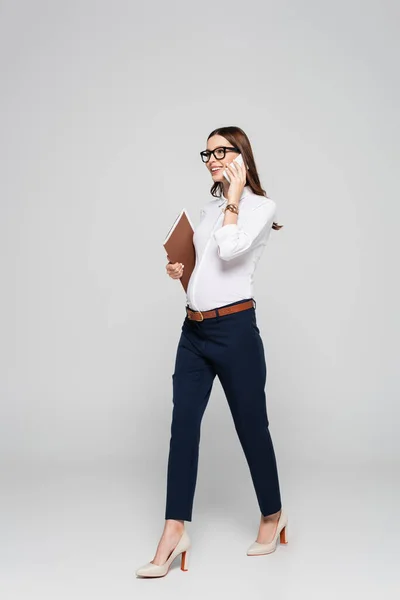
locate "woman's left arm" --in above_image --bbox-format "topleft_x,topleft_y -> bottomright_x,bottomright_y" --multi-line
214,200 -> 276,261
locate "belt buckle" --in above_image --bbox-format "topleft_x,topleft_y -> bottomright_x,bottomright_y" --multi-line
187,308 -> 204,321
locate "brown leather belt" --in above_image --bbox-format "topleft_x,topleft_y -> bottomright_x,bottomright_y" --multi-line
186,299 -> 255,322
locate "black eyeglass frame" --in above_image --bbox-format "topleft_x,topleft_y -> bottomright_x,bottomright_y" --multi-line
199,146 -> 240,163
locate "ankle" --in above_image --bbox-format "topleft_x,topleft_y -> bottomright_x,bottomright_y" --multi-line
164,519 -> 185,533
261,509 -> 281,522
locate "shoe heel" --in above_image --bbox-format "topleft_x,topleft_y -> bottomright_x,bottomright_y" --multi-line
180,548 -> 190,571
280,525 -> 288,544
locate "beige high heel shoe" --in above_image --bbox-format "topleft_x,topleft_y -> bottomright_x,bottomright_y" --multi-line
246,508 -> 288,556
135,529 -> 191,578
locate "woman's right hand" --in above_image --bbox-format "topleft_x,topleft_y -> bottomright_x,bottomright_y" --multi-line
166,259 -> 184,279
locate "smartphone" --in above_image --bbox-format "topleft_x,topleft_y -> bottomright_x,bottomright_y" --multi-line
223,153 -> 245,182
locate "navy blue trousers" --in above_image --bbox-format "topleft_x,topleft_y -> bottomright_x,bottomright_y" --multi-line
164,298 -> 282,522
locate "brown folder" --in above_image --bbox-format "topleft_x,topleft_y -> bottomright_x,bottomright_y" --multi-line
163,209 -> 195,292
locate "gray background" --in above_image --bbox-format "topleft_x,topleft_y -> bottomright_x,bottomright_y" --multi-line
1,0 -> 398,598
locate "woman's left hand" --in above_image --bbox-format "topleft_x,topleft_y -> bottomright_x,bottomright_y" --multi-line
226,160 -> 247,205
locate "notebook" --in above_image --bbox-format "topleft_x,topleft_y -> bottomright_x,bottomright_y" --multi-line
163,208 -> 195,292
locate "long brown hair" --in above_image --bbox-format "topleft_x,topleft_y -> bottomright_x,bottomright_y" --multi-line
206,126 -> 283,230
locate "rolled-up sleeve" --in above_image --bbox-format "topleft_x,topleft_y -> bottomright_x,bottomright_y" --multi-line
213,201 -> 276,261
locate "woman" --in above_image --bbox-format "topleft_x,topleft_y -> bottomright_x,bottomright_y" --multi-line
135,126 -> 288,578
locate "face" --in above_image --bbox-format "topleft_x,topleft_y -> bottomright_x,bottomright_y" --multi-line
202,134 -> 240,182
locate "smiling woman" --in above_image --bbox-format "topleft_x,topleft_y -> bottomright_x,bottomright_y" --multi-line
201,126 -> 283,231
136,125 -> 288,579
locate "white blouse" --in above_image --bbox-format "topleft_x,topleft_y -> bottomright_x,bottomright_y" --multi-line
186,185 -> 277,312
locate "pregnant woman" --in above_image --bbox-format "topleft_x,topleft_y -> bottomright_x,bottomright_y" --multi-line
136,125 -> 288,578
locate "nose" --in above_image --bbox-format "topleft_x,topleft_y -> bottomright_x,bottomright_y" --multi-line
209,160 -> 223,169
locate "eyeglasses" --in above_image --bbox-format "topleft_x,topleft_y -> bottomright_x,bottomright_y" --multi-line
200,146 -> 240,163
